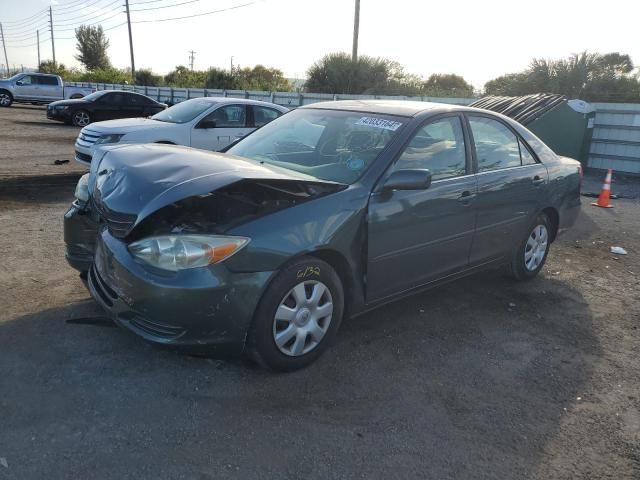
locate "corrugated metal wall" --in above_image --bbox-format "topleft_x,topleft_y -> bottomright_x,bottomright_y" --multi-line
67,82 -> 640,174
588,103 -> 640,174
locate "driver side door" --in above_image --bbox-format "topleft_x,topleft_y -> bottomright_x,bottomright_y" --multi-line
191,104 -> 251,151
366,114 -> 477,301
13,75 -> 39,100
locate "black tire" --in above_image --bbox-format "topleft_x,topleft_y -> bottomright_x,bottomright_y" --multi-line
508,213 -> 552,281
71,110 -> 91,127
0,90 -> 13,107
247,256 -> 344,371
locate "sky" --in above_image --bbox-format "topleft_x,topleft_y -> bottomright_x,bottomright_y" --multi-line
2,0 -> 640,88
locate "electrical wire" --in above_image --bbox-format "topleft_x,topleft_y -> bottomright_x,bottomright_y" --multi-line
1,9 -> 48,26
54,0 -> 122,20
132,1 -> 256,23
55,9 -> 124,29
54,0 -> 122,26
130,0 -> 207,12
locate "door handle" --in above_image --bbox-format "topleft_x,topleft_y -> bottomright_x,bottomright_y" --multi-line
458,190 -> 475,205
532,175 -> 545,186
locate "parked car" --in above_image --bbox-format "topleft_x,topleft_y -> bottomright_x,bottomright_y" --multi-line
0,73 -> 94,107
72,97 -> 288,165
64,100 -> 581,371
47,90 -> 167,127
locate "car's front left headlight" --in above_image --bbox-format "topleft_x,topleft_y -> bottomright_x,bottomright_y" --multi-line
128,235 -> 250,271
74,173 -> 90,202
55,105 -> 69,110
95,134 -> 125,145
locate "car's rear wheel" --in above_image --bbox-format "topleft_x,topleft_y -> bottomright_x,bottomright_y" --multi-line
247,257 -> 344,371
0,90 -> 13,107
72,110 -> 91,127
509,213 -> 551,281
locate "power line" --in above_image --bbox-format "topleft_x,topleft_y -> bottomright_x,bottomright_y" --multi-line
2,9 -> 48,26
55,10 -> 125,30
54,0 -> 122,22
130,0 -> 207,12
132,1 -> 256,23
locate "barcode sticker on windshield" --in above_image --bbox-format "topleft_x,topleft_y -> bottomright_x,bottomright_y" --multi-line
355,117 -> 402,131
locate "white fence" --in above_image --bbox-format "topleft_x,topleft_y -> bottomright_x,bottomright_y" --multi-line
67,82 -> 640,174
66,81 -> 474,108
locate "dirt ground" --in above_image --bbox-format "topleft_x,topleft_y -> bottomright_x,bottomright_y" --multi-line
0,104 -> 86,179
0,106 -> 639,479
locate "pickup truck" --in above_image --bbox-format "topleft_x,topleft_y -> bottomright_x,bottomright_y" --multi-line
0,73 -> 94,107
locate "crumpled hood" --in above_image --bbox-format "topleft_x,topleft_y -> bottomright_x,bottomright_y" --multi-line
85,117 -> 169,134
90,143 -> 335,226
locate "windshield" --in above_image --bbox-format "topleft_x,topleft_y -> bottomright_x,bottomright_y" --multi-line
227,108 -> 406,184
81,91 -> 108,102
152,99 -> 213,124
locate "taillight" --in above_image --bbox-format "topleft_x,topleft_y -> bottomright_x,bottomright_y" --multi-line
578,165 -> 584,190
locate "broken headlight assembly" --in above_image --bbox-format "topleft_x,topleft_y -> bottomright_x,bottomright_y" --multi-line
95,134 -> 125,145
74,173 -> 90,202
128,235 -> 249,271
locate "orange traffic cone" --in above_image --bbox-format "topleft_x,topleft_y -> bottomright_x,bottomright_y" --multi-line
592,169 -> 614,208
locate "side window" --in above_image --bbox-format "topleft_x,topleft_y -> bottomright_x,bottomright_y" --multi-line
519,138 -> 537,165
126,94 -> 141,104
203,105 -> 246,128
18,75 -> 34,85
253,106 -> 282,127
392,116 -> 467,181
468,116 -> 521,172
37,76 -> 59,86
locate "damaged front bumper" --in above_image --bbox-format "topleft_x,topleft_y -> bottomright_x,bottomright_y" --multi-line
64,202 -> 274,354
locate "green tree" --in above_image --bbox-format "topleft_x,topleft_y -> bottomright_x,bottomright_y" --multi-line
235,65 -> 292,91
422,73 -> 474,97
74,25 -> 110,70
135,68 -> 162,86
484,51 -> 640,102
165,65 -> 207,87
205,67 -> 237,89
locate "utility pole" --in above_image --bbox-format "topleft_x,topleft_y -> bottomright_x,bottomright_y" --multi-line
49,7 -> 56,65
124,0 -> 136,80
230,56 -> 234,74
0,23 -> 8,75
352,0 -> 360,63
37,30 -> 41,69
188,50 -> 195,70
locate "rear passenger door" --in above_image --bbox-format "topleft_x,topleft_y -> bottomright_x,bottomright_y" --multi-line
367,114 -> 477,300
466,114 -> 548,265
94,92 -> 124,121
123,93 -> 146,117
250,105 -> 283,129
36,75 -> 62,101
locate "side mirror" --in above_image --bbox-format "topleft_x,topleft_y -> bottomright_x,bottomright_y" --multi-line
16,81 -> 23,86
382,169 -> 432,191
197,119 -> 216,129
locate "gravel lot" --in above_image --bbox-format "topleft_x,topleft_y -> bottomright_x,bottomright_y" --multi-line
0,105 -> 639,479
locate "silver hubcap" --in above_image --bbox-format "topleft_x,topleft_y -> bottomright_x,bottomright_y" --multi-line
524,224 -> 548,271
0,94 -> 10,106
74,112 -> 90,126
273,280 -> 333,357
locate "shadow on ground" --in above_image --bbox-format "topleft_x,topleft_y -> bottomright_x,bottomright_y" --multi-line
0,270 -> 597,479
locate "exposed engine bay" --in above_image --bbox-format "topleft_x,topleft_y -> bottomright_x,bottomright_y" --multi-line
129,179 -> 344,240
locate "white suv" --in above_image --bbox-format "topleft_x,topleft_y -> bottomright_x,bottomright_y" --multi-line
74,97 -> 288,165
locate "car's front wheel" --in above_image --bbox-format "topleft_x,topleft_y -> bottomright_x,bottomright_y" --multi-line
72,110 -> 91,127
247,257 -> 344,371
509,213 -> 551,281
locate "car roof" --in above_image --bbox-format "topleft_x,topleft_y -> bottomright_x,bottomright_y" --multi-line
181,96 -> 289,110
301,100 -> 462,117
